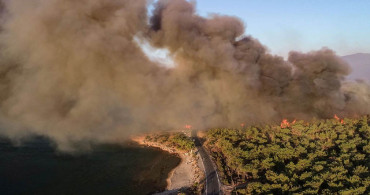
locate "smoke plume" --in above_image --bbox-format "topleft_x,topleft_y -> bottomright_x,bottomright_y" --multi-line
0,0 -> 368,151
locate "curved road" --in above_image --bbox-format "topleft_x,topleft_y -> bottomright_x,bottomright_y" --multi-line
191,130 -> 221,195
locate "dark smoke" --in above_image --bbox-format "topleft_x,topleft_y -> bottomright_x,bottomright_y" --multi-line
0,0 -> 368,151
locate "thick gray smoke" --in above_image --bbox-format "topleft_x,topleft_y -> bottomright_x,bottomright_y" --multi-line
0,0 -> 368,151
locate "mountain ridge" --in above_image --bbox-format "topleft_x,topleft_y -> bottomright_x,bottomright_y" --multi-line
341,53 -> 370,80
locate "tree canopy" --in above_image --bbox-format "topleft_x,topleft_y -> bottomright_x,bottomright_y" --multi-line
206,116 -> 370,194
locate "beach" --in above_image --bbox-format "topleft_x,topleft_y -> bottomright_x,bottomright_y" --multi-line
132,135 -> 203,193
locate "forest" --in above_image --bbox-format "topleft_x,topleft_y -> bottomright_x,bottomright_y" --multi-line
206,116 -> 370,194
145,132 -> 195,152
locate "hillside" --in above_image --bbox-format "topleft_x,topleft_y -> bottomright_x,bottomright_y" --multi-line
342,53 -> 370,81
205,116 -> 370,194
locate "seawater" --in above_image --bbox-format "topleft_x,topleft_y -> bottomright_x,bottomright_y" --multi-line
0,137 -> 181,195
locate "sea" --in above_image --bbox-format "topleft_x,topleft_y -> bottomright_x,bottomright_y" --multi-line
0,137 -> 181,195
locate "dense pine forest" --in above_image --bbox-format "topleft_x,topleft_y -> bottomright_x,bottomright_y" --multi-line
206,116 -> 370,194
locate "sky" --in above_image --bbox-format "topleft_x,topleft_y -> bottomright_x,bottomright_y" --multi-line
194,0 -> 370,58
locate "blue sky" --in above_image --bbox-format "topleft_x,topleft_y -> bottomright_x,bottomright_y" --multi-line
194,0 -> 370,57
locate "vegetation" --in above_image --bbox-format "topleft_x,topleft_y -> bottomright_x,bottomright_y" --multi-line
145,132 -> 195,152
206,116 -> 370,194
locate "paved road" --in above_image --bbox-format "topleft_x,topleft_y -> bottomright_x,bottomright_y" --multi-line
191,130 -> 221,195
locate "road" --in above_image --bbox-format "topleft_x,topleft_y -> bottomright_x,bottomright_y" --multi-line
191,130 -> 221,195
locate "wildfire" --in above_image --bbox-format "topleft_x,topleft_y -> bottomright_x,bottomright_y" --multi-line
241,123 -> 245,127
185,124 -> 192,129
280,119 -> 296,128
334,114 -> 344,124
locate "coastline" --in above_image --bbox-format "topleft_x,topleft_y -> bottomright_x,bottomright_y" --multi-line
131,134 -> 202,193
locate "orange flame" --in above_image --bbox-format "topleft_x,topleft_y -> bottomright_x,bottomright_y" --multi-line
185,124 -> 192,129
241,123 -> 245,127
280,119 -> 288,128
334,114 -> 345,124
280,119 -> 296,128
